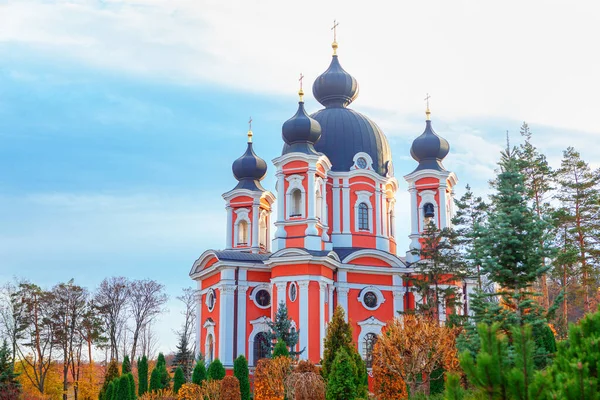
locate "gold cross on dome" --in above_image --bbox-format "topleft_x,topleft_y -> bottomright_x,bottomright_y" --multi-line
247,117 -> 253,143
299,73 -> 304,91
331,20 -> 340,42
424,93 -> 431,120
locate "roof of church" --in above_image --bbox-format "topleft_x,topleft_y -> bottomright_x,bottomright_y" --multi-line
281,51 -> 392,177
409,117 -> 450,173
212,250 -> 270,263
231,138 -> 268,192
281,100 -> 322,156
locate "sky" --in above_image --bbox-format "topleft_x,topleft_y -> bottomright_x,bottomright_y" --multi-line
1,0 -> 599,353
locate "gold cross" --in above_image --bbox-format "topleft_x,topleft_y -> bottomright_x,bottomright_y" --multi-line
247,117 -> 253,143
424,93 -> 431,109
331,20 -> 340,42
299,73 -> 304,91
424,93 -> 431,120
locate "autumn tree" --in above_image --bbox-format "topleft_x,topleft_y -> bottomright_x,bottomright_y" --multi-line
253,357 -> 292,400
128,279 -> 168,364
94,277 -> 130,362
220,376 -> 241,400
371,314 -> 460,396
555,147 -> 600,314
0,281 -> 27,373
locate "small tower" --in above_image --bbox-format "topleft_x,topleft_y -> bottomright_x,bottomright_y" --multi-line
272,85 -> 332,251
404,104 -> 458,263
223,125 -> 275,253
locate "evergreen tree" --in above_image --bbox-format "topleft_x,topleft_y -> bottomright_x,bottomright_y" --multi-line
173,367 -> 185,393
0,339 -> 20,398
516,122 -> 555,309
117,375 -> 131,400
137,356 -> 148,396
326,348 -> 358,400
272,338 -> 290,358
207,359 -> 226,380
191,359 -> 207,385
411,220 -> 468,325
104,381 -> 114,400
172,330 -> 194,381
266,302 -> 302,356
99,359 -> 120,400
233,355 -> 250,400
127,373 -> 135,400
555,146 -> 600,314
149,367 -> 161,392
122,355 -> 131,375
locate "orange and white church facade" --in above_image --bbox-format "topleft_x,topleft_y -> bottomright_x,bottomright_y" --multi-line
189,39 -> 471,370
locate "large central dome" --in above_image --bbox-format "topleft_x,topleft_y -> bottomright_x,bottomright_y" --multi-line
282,51 -> 392,177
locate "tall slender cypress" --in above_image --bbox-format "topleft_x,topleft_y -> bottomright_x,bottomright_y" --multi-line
137,356 -> 148,396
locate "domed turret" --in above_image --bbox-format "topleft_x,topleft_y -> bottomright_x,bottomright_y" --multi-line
410,110 -> 450,172
281,88 -> 322,155
312,53 -> 358,108
232,129 -> 268,191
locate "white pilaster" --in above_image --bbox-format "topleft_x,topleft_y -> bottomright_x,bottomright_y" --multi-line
328,286 -> 334,323
195,283 -> 202,360
392,275 -> 405,315
298,280 -> 310,360
275,282 -> 287,308
274,173 -> 286,238
337,286 -> 349,322
438,181 -> 448,228
225,206 -> 233,249
251,202 -> 260,252
237,285 -> 248,358
218,285 -> 236,366
342,178 -> 351,234
375,184 -> 382,236
332,179 -> 341,233
407,184 -> 420,263
319,282 -> 327,358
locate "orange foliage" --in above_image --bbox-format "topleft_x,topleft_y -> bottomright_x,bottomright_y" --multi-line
200,380 -> 221,400
253,357 -> 292,400
372,315 -> 460,396
219,376 -> 241,400
294,360 -> 319,374
284,372 -> 325,400
177,383 -> 203,400
138,389 -> 177,400
16,361 -> 63,400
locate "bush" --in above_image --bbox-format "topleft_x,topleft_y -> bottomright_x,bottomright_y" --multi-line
192,360 -> 207,386
285,371 -> 325,400
325,348 -> 357,400
233,355 -> 250,400
207,359 -> 226,381
137,388 -> 177,400
295,360 -> 319,374
201,380 -> 221,400
272,339 -> 290,358
220,376 -> 241,400
173,367 -> 186,394
176,383 -> 202,400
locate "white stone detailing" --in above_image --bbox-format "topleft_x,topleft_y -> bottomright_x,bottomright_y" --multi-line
319,282 -> 327,358
203,318 -> 216,364
392,275 -> 405,315
298,280 -> 310,360
274,173 -> 287,241
342,178 -> 351,234
357,316 -> 386,361
337,286 -> 350,322
328,285 -> 334,323
352,152 -> 374,170
438,180 -> 448,228
249,284 -> 272,310
225,206 -> 233,249
357,286 -> 386,311
237,285 -> 249,358
218,285 -> 236,366
233,208 -> 251,247
275,282 -> 287,308
332,179 -> 341,233
286,174 -> 306,219
251,202 -> 260,252
248,316 -> 271,367
195,284 -> 202,360
354,190 -> 374,233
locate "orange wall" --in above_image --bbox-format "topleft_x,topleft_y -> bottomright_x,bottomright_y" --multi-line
348,256 -> 391,267
347,272 -> 393,286
308,282 -> 321,363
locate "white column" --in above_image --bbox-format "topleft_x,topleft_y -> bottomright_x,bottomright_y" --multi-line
251,201 -> 260,252
337,286 -> 349,322
218,285 -> 236,366
319,282 -> 327,358
298,280 -> 310,360
274,173 -> 286,237
328,286 -> 334,323
237,285 -> 248,359
382,196 -> 389,238
332,179 -> 341,233
392,275 -> 404,315
307,169 -> 316,219
375,184 -> 382,236
195,286 -> 202,360
407,184 -> 420,262
225,206 -> 233,249
275,282 -> 287,309
342,178 -> 351,234
438,181 -> 448,229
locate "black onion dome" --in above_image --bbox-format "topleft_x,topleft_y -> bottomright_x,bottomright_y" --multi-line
232,142 -> 267,191
281,101 -> 322,155
410,119 -> 450,172
312,55 -> 358,108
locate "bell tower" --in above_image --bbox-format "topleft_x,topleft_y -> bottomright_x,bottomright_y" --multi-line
404,105 -> 457,263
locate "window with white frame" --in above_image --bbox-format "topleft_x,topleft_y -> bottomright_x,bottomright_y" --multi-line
291,189 -> 302,217
354,191 -> 373,233
234,208 -> 251,246
259,211 -> 268,249
237,220 -> 248,245
286,175 -> 305,219
358,203 -> 369,230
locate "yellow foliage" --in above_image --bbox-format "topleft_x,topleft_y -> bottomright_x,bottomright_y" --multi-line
254,357 -> 292,400
15,360 -> 63,400
177,383 -> 203,400
138,388 -> 177,400
200,380 -> 221,400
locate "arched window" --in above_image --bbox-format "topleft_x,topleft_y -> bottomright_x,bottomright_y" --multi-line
253,332 -> 270,365
259,213 -> 267,249
363,333 -> 377,368
358,203 -> 369,231
291,189 -> 302,217
237,220 -> 248,245
207,334 -> 214,363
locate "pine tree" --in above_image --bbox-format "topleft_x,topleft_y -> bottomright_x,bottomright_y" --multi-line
122,355 -> 131,375
104,381 -> 115,400
127,373 -> 135,400
156,353 -> 166,369
99,359 -> 120,400
411,220 -> 468,325
516,122 -> 555,309
321,306 -> 354,381
191,359 -> 207,385
0,339 -> 20,398
272,338 -> 290,358
149,367 -> 161,392
266,302 -> 302,356
173,367 -> 185,393
555,147 -> 600,314
233,355 -> 250,400
117,375 -> 131,400
325,348 -> 358,400
207,359 -> 226,380
172,330 -> 194,381
137,356 -> 148,396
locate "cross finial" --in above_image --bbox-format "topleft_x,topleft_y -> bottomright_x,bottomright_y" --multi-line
424,93 -> 431,121
331,19 -> 340,55
247,117 -> 253,143
298,73 -> 305,102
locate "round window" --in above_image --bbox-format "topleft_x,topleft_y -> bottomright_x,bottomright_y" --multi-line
289,283 -> 297,302
357,157 -> 367,169
207,289 -> 216,312
363,291 -> 378,308
255,289 -> 271,307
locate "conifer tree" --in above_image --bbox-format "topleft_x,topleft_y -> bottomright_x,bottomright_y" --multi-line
173,367 -> 185,393
127,373 -> 135,400
156,353 -> 166,369
325,348 -> 357,400
0,339 -> 20,398
104,381 -> 114,400
266,302 -> 302,356
207,359 -> 226,380
137,356 -> 148,396
321,306 -> 354,381
122,355 -> 131,375
191,359 -> 207,385
99,359 -> 120,400
149,367 -> 161,392
233,355 -> 250,400
272,338 -> 290,358
117,375 -> 131,400
555,146 -> 600,313
172,330 -> 194,381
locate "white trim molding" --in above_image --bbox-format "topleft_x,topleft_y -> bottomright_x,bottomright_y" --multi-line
286,174 -> 306,219
233,208 -> 251,247
354,190 -> 374,233
357,286 -> 386,311
249,284 -> 272,310
248,316 -> 271,366
352,152 -> 374,171
203,318 -> 216,364
357,316 -> 386,363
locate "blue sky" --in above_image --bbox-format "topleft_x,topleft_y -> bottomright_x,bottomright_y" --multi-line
1,0 -> 599,353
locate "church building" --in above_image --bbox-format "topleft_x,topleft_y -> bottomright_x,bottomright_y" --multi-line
189,35 -> 466,371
